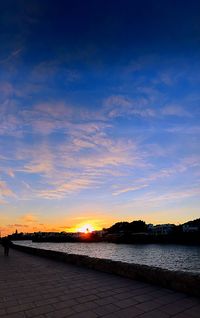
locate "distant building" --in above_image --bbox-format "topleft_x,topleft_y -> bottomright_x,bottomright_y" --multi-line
67,232 -> 82,239
182,224 -> 199,233
150,224 -> 175,235
34,231 -> 59,237
147,224 -> 154,232
92,230 -> 108,237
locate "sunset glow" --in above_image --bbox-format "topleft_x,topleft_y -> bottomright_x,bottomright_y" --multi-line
77,224 -> 95,233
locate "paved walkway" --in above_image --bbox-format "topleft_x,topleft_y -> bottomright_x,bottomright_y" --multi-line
0,247 -> 200,318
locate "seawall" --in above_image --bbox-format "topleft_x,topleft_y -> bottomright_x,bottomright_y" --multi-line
12,243 -> 200,298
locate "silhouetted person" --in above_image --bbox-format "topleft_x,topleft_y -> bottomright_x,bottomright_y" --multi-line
2,237 -> 11,256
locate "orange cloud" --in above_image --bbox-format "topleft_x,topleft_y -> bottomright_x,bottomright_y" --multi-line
20,214 -> 38,223
7,169 -> 15,178
23,161 -> 52,174
0,181 -> 15,197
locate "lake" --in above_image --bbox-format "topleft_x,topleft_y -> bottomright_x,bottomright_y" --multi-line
13,241 -> 200,273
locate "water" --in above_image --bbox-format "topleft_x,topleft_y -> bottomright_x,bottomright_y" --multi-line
13,241 -> 200,273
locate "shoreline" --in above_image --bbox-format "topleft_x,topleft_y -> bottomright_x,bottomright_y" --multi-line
12,243 -> 200,298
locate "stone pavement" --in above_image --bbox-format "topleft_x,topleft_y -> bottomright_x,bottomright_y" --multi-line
0,246 -> 200,318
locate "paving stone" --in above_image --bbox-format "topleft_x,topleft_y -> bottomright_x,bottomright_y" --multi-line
52,299 -> 77,310
2,300 -> 19,308
34,297 -> 60,307
133,293 -> 155,303
72,301 -> 99,313
111,306 -> 144,317
116,298 -> 139,308
0,246 -> 200,318
94,296 -> 116,306
6,303 -> 35,315
93,303 -> 120,316
160,298 -> 200,316
69,311 -> 98,318
0,309 -> 6,316
137,309 -> 170,318
135,300 -> 162,312
0,313 -> 26,318
24,304 -> 54,317
45,307 -> 75,317
180,304 -> 200,318
173,314 -> 191,318
77,294 -> 99,303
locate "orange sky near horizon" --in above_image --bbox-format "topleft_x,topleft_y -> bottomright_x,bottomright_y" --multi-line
1,209 -> 198,237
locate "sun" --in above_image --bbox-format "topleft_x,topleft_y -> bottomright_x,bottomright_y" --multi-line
77,224 -> 95,233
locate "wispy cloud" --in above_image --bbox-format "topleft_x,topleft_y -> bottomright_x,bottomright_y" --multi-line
7,223 -> 29,228
145,187 -> 200,204
103,95 -> 156,118
20,213 -> 38,223
0,180 -> 15,197
1,102 -> 198,203
37,178 -> 94,199
118,186 -> 200,213
0,48 -> 23,64
113,184 -> 148,196
22,161 -> 53,175
162,105 -> 191,117
112,154 -> 200,197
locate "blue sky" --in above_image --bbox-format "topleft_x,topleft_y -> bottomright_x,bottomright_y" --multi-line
0,0 -> 200,234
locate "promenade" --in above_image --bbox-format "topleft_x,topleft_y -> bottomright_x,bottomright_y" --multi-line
0,246 -> 200,318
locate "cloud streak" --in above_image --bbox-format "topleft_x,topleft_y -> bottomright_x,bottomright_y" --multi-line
0,181 -> 15,198
113,184 -> 148,196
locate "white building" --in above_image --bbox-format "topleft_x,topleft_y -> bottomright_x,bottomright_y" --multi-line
151,224 -> 175,235
182,224 -> 199,233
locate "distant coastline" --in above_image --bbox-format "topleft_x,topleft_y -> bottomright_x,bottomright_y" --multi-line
5,218 -> 200,246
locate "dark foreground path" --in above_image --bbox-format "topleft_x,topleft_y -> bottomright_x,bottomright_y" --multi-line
0,247 -> 200,318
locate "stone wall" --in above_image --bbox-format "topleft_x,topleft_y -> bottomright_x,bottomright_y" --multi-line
12,244 -> 200,298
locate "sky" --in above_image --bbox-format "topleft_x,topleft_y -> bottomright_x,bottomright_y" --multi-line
0,0 -> 200,235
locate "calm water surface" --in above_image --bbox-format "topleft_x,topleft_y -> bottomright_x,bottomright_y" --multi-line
14,241 -> 200,273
